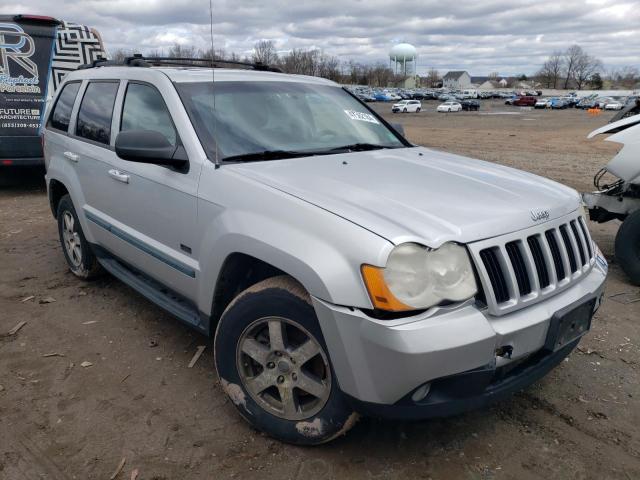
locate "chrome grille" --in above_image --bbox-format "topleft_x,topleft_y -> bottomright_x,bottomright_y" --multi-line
469,213 -> 595,316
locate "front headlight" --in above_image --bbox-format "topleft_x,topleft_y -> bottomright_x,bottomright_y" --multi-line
362,242 -> 478,312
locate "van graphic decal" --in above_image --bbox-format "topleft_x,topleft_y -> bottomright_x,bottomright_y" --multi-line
51,22 -> 106,90
0,22 -> 40,93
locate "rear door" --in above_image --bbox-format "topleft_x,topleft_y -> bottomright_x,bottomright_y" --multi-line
0,15 -> 59,165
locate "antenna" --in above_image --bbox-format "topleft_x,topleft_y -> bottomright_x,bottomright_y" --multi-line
209,0 -> 220,168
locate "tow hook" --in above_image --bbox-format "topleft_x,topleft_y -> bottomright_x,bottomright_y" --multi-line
496,345 -> 513,359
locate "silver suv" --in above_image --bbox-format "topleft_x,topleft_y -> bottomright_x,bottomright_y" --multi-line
44,57 -> 608,445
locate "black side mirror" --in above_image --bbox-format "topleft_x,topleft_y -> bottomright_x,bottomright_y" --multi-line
115,130 -> 187,168
391,122 -> 405,137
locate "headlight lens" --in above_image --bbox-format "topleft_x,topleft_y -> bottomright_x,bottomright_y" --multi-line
362,242 -> 478,311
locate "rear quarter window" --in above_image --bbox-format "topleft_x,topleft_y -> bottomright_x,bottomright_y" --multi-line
49,82 -> 81,132
76,81 -> 119,145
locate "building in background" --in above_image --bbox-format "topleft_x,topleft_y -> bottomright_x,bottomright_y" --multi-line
442,70 -> 472,89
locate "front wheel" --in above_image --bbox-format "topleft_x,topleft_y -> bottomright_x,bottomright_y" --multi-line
615,210 -> 640,285
214,276 -> 357,445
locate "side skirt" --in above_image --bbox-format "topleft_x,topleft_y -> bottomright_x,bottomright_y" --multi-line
92,244 -> 210,335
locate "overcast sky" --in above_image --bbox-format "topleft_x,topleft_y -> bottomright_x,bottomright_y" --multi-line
3,0 -> 639,75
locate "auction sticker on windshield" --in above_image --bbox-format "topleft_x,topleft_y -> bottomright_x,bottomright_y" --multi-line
344,110 -> 380,124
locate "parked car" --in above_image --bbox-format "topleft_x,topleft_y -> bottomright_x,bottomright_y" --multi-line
356,93 -> 376,102
511,96 -> 537,107
392,100 -> 422,113
577,97 -> 599,110
0,14 -> 106,168
548,97 -> 569,109
437,101 -> 462,112
461,100 -> 480,111
535,98 -> 549,109
373,92 -> 391,102
595,97 -> 615,109
604,100 -> 624,110
44,56 -> 607,446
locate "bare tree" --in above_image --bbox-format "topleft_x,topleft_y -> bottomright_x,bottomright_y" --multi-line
167,43 -> 198,59
108,48 -> 134,62
537,51 -> 563,88
252,40 -> 278,65
562,45 -> 584,89
573,52 -> 602,90
426,68 -> 441,88
609,66 -> 639,89
202,47 -> 228,61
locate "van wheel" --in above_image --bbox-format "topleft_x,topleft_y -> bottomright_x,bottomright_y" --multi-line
615,210 -> 640,285
214,276 -> 357,445
56,195 -> 102,280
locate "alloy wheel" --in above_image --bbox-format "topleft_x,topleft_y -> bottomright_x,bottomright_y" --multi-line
236,316 -> 331,420
62,211 -> 82,267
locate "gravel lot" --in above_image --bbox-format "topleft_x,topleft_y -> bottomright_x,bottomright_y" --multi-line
1,100 -> 639,479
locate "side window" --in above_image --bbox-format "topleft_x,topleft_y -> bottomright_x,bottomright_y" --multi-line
121,83 -> 177,145
49,82 -> 81,132
76,82 -> 119,145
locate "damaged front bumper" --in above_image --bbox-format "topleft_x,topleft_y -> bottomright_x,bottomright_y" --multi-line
312,262 -> 606,420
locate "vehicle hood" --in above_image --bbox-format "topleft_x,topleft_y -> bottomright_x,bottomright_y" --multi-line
589,119 -> 640,183
227,147 -> 581,246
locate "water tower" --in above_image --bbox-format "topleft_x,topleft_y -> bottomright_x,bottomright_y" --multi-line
389,43 -> 417,77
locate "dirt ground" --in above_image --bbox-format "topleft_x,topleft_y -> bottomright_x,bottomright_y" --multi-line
1,100 -> 639,480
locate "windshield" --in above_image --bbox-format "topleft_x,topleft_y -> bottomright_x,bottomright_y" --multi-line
176,81 -> 406,162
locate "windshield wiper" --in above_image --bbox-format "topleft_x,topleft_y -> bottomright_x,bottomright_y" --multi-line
223,150 -> 312,162
223,144 -> 399,163
327,143 -> 397,152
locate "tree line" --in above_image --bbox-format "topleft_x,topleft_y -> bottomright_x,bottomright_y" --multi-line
535,45 -> 639,90
110,41 -> 637,90
109,40 -> 410,87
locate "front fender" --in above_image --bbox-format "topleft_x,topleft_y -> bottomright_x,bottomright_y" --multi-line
196,167 -> 394,316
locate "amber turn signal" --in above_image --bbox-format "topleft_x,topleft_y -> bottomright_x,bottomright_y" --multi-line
361,264 -> 413,312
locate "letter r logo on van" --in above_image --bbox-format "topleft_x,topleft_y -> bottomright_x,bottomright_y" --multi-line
0,23 -> 38,79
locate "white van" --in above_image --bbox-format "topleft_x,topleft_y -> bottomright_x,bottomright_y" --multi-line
461,89 -> 479,99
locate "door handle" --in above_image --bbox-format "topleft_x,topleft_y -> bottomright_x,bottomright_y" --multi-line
108,169 -> 130,184
63,151 -> 79,162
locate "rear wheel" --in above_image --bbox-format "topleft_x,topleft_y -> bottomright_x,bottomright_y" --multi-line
615,210 -> 640,285
56,195 -> 102,280
403,108 -> 407,113
416,107 -> 421,112
214,276 -> 357,445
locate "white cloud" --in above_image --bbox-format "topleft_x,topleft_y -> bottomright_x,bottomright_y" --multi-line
10,0 -> 640,75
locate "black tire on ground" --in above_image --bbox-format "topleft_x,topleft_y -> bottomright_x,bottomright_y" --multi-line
56,194 -> 102,280
416,107 -> 421,112
214,276 -> 358,445
615,209 -> 640,285
403,108 -> 407,113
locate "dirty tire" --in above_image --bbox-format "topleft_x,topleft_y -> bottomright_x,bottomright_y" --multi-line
56,195 -> 102,280
615,210 -> 640,285
214,275 -> 357,445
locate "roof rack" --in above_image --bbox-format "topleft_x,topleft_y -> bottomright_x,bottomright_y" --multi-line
78,54 -> 282,73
